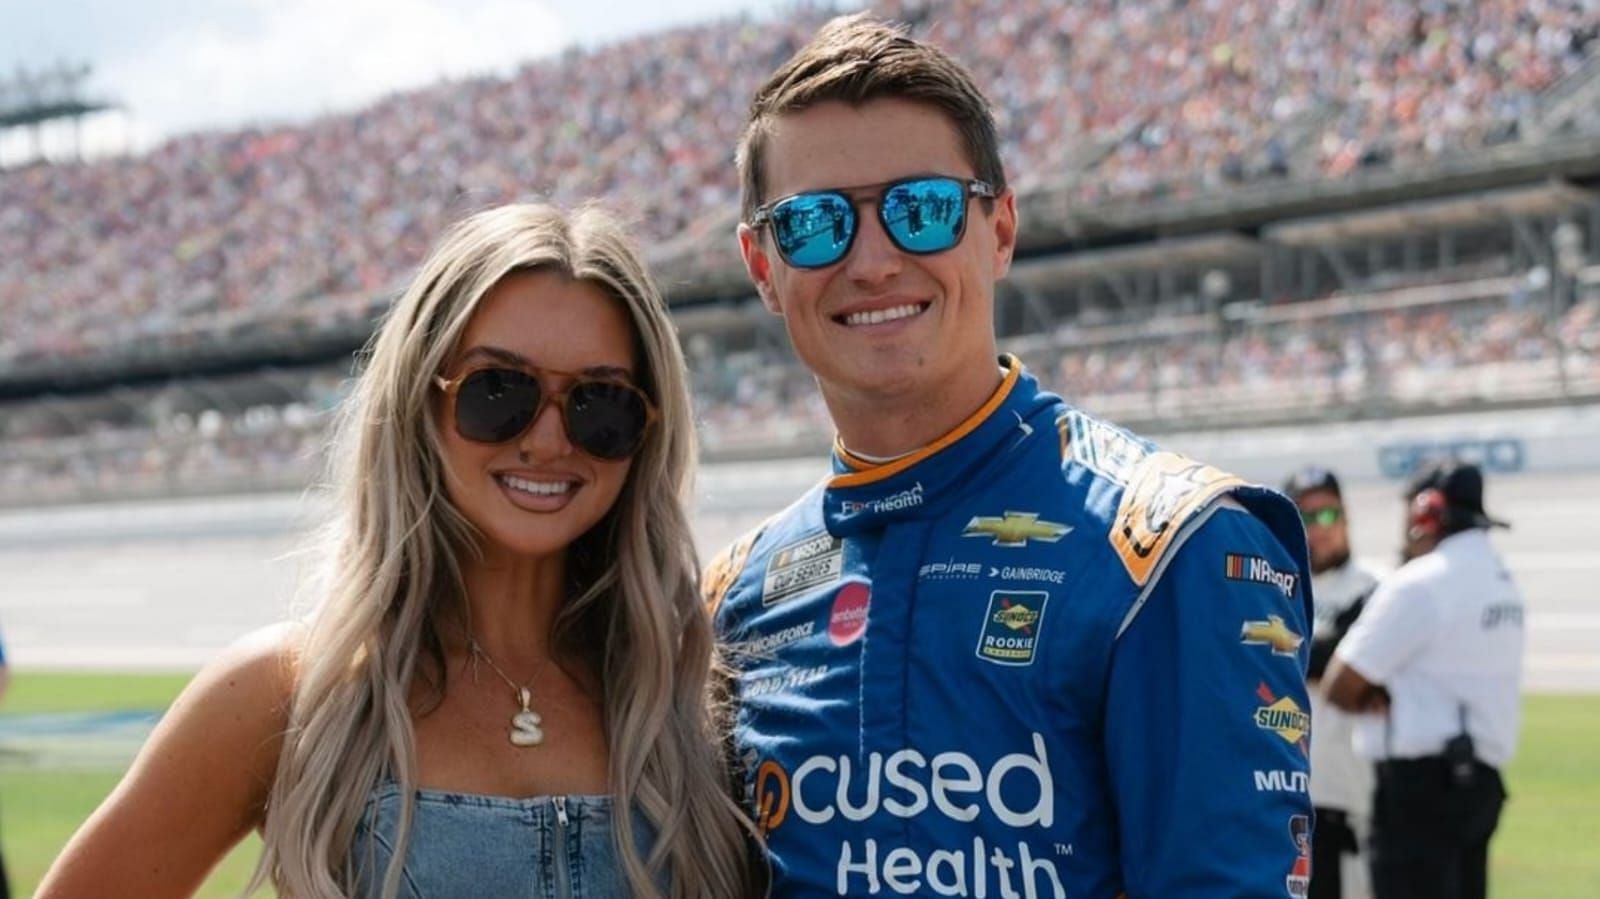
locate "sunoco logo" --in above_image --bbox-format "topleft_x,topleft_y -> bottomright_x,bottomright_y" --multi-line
976,590 -> 1050,666
1254,682 -> 1310,750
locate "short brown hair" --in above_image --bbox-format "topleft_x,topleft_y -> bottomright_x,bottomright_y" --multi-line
735,13 -> 1007,224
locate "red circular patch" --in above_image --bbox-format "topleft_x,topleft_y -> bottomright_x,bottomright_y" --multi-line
829,582 -> 870,646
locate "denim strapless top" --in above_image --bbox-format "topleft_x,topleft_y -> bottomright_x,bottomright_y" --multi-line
350,782 -> 660,898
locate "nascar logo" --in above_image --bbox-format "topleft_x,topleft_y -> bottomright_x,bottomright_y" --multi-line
1225,554 -> 1299,599
764,533 -> 845,607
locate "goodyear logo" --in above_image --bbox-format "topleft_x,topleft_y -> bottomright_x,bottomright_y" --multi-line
976,590 -> 1049,665
763,533 -> 844,607
1225,554 -> 1299,599
963,512 -> 1071,547
1254,682 -> 1310,750
1240,615 -> 1304,657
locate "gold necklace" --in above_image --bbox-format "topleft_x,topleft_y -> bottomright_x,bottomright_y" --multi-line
469,639 -> 546,747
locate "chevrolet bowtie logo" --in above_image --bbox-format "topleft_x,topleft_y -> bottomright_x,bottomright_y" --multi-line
1240,615 -> 1304,657
962,512 -> 1072,547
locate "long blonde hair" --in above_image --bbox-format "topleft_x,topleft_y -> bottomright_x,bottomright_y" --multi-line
254,204 -> 756,897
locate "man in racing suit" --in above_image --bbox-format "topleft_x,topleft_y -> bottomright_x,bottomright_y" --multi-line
1284,467 -> 1380,899
708,13 -> 1315,897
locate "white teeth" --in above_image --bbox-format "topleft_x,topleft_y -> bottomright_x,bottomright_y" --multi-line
499,475 -> 573,497
843,303 -> 925,327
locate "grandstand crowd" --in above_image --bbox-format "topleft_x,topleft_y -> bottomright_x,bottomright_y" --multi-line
3,0 -> 1599,504
4,283 -> 1596,504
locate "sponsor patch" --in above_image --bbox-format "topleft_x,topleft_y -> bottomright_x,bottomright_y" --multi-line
990,565 -> 1067,585
976,590 -> 1050,666
754,758 -> 789,835
1111,452 -> 1244,586
1226,553 -> 1299,599
763,532 -> 844,607
1287,815 -> 1311,898
828,582 -> 870,646
840,481 -> 925,517
1240,615 -> 1304,657
743,664 -> 829,698
918,557 -> 985,581
1058,410 -> 1151,484
963,512 -> 1072,547
1254,682 -> 1310,752
1253,769 -> 1309,793
749,734 -> 1066,895
736,621 -> 816,657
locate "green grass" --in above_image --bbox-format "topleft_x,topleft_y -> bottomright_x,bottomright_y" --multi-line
2,672 -> 193,715
1490,694 -> 1600,898
1,674 -> 266,897
0,768 -> 264,896
0,674 -> 1595,898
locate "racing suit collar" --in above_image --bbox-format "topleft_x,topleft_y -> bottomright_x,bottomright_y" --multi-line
822,355 -> 1046,536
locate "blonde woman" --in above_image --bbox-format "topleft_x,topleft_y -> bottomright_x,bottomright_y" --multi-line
38,204 -> 759,898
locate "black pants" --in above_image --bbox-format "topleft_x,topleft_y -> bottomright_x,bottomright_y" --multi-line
1370,756 -> 1506,899
1310,806 -> 1359,899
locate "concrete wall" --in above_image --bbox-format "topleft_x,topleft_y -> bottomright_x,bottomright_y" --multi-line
1161,404 -> 1600,486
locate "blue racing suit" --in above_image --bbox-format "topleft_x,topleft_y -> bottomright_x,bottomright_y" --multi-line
706,357 -> 1316,898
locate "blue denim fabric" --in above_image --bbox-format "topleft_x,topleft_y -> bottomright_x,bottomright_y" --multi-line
350,782 -> 660,898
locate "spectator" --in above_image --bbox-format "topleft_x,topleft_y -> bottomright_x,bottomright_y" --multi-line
1326,461 -> 1525,899
1283,465 -> 1381,899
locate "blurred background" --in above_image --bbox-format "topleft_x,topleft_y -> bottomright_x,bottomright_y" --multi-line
1,0 -> 1597,894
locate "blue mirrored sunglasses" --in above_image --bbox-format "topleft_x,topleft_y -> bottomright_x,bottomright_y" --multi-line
750,175 -> 998,270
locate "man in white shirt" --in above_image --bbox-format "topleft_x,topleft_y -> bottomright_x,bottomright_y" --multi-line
1326,461 -> 1524,899
1283,466 -> 1379,899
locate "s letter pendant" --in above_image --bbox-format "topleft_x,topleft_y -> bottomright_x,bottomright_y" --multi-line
510,687 -> 545,747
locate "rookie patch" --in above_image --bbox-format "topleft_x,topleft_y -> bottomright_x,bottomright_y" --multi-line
975,590 -> 1050,666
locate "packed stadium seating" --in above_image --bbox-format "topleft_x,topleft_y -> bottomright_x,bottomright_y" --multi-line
5,0 -> 1597,368
3,0 -> 1599,505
